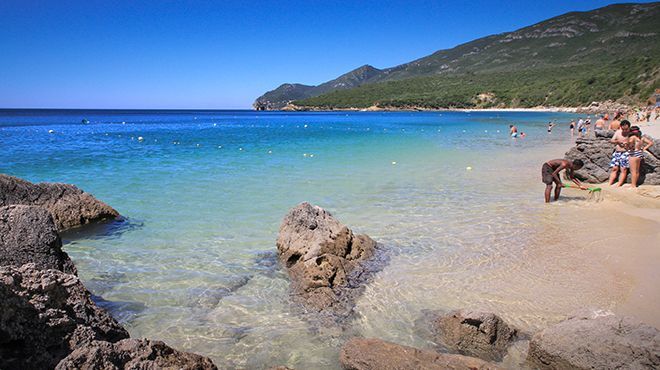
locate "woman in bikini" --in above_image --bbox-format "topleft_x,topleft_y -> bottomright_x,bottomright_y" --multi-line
626,126 -> 654,188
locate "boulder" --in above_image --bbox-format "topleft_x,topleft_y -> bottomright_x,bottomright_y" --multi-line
276,202 -> 377,313
0,264 -> 129,369
431,309 -> 517,361
565,134 -> 660,185
526,311 -> 660,369
0,205 -> 77,274
0,174 -> 119,231
339,337 -> 499,370
55,339 -> 217,370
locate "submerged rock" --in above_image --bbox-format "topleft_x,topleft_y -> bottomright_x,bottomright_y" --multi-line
526,310 -> 660,369
431,309 -> 517,361
0,264 -> 129,369
339,337 -> 499,370
564,133 -> 660,185
0,205 -> 77,274
0,174 -> 120,231
276,202 -> 377,314
55,338 -> 217,370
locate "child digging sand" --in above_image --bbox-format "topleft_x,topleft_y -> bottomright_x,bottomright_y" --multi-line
541,159 -> 586,203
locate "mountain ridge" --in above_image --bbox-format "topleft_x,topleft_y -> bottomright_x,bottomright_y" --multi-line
254,2 -> 660,110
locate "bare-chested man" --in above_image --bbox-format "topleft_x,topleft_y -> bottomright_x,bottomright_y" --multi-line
594,115 -> 606,130
509,124 -> 518,138
541,159 -> 585,203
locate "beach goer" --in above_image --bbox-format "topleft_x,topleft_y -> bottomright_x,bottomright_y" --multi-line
608,120 -> 632,186
541,159 -> 585,203
595,115 -> 605,131
577,118 -> 585,137
509,124 -> 518,138
585,117 -> 591,135
520,132 -> 526,138
569,119 -> 576,135
626,126 -> 654,188
547,122 -> 555,133
609,113 -> 622,130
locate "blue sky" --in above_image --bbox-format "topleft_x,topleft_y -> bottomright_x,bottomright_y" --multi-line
0,0 -> 654,109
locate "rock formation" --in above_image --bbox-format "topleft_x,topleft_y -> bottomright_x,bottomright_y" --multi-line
276,202 -> 377,314
0,174 -> 120,231
565,131 -> 660,185
430,309 -> 517,361
526,311 -> 660,369
55,339 -> 218,370
0,264 -> 130,369
339,337 -> 499,370
0,205 -> 77,274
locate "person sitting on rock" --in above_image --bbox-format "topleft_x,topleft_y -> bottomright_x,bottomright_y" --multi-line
541,159 -> 585,203
608,120 -> 632,186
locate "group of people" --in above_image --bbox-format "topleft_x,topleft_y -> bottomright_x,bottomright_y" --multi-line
541,119 -> 653,202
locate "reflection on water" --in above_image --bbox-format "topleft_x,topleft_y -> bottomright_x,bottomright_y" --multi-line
2,110 -> 655,369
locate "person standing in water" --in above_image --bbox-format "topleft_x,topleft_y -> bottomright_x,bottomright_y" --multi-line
547,121 -> 555,133
509,124 -> 518,138
541,159 -> 585,203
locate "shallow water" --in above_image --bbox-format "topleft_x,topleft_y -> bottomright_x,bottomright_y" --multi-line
2,110 -> 655,368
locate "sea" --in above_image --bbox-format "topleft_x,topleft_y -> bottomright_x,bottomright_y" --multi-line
2,109 -> 619,368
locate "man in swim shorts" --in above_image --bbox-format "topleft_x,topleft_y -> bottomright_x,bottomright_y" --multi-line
608,120 -> 631,186
541,159 -> 585,203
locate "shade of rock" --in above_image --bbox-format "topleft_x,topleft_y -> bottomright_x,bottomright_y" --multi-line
339,337 -> 499,370
565,132 -> 660,185
0,205 -> 77,274
0,264 -> 129,369
526,311 -> 660,369
0,174 -> 120,231
431,309 -> 517,361
55,339 -> 217,370
276,202 -> 376,313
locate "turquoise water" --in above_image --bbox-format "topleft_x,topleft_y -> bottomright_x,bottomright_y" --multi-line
2,109 -> 591,368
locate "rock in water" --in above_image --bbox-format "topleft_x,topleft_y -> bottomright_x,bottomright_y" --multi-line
565,133 -> 660,185
276,202 -> 377,314
339,337 -> 500,370
0,264 -> 129,369
526,311 -> 660,369
0,174 -> 120,231
0,205 -> 77,275
431,309 -> 517,361
55,339 -> 218,370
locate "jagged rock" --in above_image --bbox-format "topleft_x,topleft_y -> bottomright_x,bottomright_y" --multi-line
339,337 -> 500,370
276,202 -> 377,314
55,339 -> 217,370
565,134 -> 660,185
526,311 -> 660,370
431,309 -> 517,361
0,174 -> 119,231
0,205 -> 77,274
0,264 -> 129,369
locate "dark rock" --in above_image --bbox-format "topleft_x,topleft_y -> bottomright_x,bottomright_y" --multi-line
55,338 -> 217,370
276,202 -> 377,314
0,205 -> 77,274
339,337 -> 500,370
431,309 -> 517,361
0,174 -> 119,231
526,311 -> 660,370
0,264 -> 129,369
564,134 -> 660,185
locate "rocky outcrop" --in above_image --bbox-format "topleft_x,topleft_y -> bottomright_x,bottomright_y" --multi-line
0,205 -> 77,274
565,131 -> 660,185
526,311 -> 660,369
55,338 -> 217,370
0,174 -> 119,231
339,337 -> 499,370
276,202 -> 377,314
431,309 -> 517,361
0,264 -> 129,369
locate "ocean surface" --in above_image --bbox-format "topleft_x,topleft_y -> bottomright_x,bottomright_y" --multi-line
2,109 -> 608,368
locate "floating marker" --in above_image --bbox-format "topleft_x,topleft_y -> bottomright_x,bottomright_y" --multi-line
196,144 -> 201,147
303,153 -> 308,157
310,154 -> 314,157
213,123 -> 217,127
239,147 -> 243,151
466,166 -> 473,171
48,129 -> 55,134
484,130 -> 488,133
392,161 -> 397,165
304,124 -> 308,128
218,145 -> 222,149
462,130 -> 466,133
138,136 -> 144,141
268,150 -> 272,154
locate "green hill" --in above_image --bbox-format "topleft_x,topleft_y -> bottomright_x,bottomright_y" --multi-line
254,2 -> 660,110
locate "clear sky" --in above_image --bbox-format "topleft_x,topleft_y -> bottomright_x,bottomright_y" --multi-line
1,0 -> 655,109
